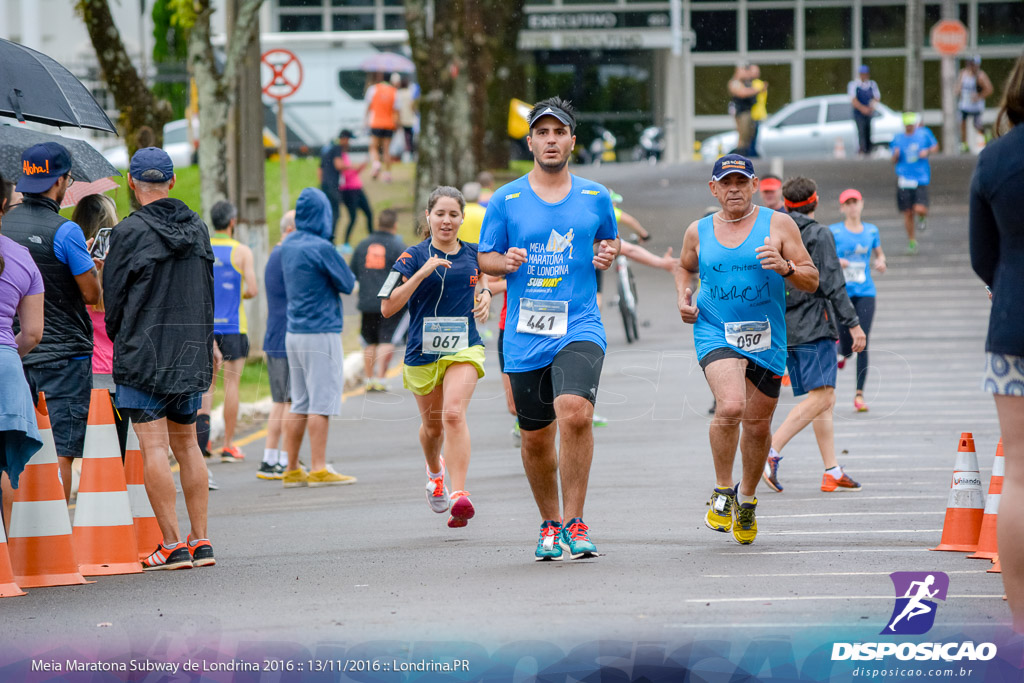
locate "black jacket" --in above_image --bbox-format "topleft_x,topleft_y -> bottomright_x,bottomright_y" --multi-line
969,124 -> 1024,356
103,198 -> 215,395
3,195 -> 93,365
784,212 -> 860,346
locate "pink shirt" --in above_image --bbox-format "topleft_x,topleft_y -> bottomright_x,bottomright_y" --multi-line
338,152 -> 363,191
89,308 -> 113,374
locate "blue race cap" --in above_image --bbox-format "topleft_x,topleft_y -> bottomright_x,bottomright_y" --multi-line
129,147 -> 174,182
859,64 -> 870,74
16,142 -> 72,193
711,154 -> 755,181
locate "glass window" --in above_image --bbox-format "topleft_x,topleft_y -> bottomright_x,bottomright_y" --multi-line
753,63 -> 791,115
805,7 -> 851,50
694,65 -> 734,116
925,57 -> 1017,110
861,57 -> 903,109
279,0 -> 322,7
332,0 -> 374,6
826,102 -> 853,123
748,10 -> 794,51
163,126 -> 187,145
776,104 -> 819,128
805,58 -> 854,98
691,11 -> 737,52
383,13 -> 405,30
333,13 -> 375,31
338,70 -> 367,100
862,5 -> 906,49
280,14 -> 323,32
977,2 -> 1024,45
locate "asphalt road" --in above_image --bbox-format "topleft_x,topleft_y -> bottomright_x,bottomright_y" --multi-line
4,156 -> 1013,671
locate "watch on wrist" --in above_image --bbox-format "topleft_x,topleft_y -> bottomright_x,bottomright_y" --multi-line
782,260 -> 796,278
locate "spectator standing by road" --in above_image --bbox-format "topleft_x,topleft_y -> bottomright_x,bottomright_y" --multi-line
890,113 -> 938,254
4,143 -> 100,503
73,193 -> 128,457
0,171 -> 44,530
849,65 -> 881,156
318,133 -> 344,241
280,188 -> 357,489
958,56 -> 994,153
336,129 -> 373,253
103,147 -> 216,570
365,73 -> 399,183
204,201 -> 258,464
969,53 -> 1024,634
749,65 -> 768,158
396,77 -> 418,160
728,64 -> 762,157
350,209 -> 405,392
258,211 -> 296,480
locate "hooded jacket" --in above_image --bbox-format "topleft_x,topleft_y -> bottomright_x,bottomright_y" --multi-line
280,188 -> 355,334
103,197 -> 215,395
784,212 -> 860,346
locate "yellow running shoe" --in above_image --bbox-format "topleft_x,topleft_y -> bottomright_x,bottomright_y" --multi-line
308,465 -> 357,487
704,486 -> 735,532
282,467 -> 309,488
732,499 -> 758,544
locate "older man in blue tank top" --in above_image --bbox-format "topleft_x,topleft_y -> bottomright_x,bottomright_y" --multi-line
674,155 -> 819,545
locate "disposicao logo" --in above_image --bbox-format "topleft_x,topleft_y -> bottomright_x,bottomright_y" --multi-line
831,572 -> 997,662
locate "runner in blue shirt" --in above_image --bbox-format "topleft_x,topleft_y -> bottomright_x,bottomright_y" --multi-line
675,154 -> 818,545
381,186 -> 492,530
890,113 -> 939,254
478,97 -> 619,561
829,188 -> 887,413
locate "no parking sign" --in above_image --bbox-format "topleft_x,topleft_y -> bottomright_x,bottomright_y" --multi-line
260,49 -> 303,100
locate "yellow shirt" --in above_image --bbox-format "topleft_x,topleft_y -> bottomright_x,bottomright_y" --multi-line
458,202 -> 487,244
752,79 -> 768,122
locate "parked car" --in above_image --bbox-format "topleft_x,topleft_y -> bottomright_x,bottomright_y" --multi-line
102,118 -> 197,169
700,94 -> 904,161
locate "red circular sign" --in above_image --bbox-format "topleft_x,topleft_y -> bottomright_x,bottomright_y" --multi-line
931,20 -> 968,57
261,49 -> 303,100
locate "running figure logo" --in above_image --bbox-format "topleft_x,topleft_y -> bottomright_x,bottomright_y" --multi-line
545,228 -> 574,259
882,572 -> 949,635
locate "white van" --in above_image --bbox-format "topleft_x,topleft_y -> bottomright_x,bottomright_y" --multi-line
258,32 -> 410,153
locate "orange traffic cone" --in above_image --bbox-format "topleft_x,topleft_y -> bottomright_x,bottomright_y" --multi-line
71,390 -> 142,576
989,555 -> 1001,574
930,432 -> 985,553
969,439 -> 1003,560
8,394 -> 91,587
0,523 -> 26,598
123,419 -> 161,561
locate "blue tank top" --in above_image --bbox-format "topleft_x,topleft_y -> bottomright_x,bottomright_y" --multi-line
693,207 -> 787,374
211,236 -> 247,334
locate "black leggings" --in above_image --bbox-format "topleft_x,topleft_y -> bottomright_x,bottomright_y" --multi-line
341,188 -> 373,246
838,295 -> 876,392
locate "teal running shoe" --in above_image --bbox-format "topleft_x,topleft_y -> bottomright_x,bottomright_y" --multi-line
560,517 -> 597,559
535,520 -> 563,561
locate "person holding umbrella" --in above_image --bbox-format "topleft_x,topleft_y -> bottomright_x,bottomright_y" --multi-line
3,142 -> 101,504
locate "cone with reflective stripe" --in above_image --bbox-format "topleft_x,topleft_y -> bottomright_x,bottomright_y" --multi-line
930,432 -> 985,552
968,439 -> 1003,560
8,394 -> 91,587
123,419 -> 161,561
0,523 -> 26,597
71,390 -> 142,576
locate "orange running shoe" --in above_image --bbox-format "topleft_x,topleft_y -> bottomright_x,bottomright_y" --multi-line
822,471 -> 862,492
221,445 -> 245,463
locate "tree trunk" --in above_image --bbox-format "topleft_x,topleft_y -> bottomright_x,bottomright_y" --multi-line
188,0 -> 264,222
466,1 -> 526,171
76,0 -> 174,207
406,0 -> 478,215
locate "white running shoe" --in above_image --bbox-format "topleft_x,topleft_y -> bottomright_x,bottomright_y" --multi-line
425,457 -> 450,513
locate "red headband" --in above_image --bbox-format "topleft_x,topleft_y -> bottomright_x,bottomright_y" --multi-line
784,192 -> 818,209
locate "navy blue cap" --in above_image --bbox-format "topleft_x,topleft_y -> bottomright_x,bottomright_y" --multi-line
529,104 -> 575,132
129,147 -> 174,182
859,64 -> 870,74
16,142 -> 72,193
711,154 -> 755,181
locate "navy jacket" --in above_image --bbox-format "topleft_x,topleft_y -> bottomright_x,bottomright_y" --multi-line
280,188 -> 355,334
969,124 -> 1024,356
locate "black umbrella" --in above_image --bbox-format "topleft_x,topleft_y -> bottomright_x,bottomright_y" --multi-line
0,38 -> 117,134
0,125 -> 121,184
